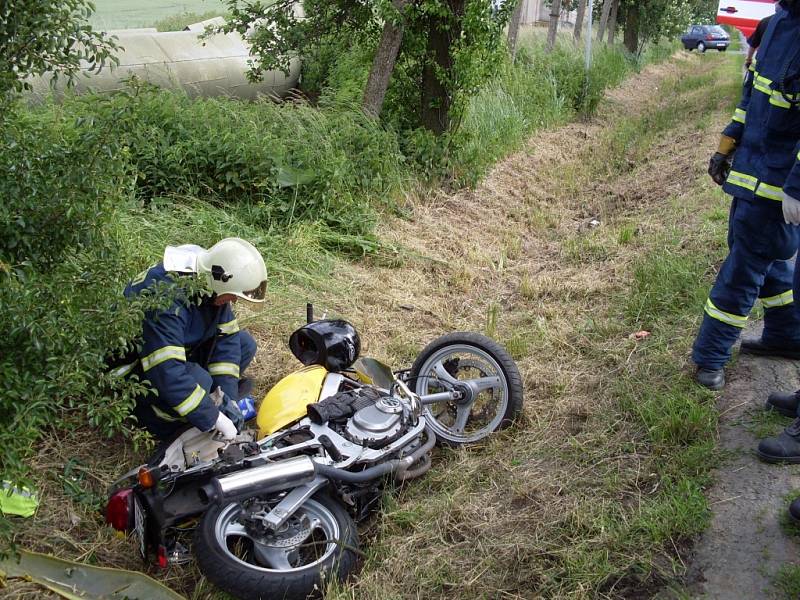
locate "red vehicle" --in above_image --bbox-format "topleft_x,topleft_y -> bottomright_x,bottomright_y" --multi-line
716,0 -> 776,37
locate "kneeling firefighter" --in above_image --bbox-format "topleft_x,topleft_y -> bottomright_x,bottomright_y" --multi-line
111,238 -> 267,441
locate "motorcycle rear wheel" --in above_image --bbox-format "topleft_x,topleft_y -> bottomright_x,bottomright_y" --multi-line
409,332 -> 523,445
194,493 -> 358,600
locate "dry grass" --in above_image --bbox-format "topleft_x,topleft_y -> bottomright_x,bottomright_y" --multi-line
3,50 -> 739,599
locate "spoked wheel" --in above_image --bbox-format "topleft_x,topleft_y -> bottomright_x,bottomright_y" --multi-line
697,41 -> 706,53
194,494 -> 357,600
409,332 -> 523,445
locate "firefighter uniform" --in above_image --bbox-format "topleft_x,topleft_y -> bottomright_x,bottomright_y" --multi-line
117,262 -> 257,439
692,5 -> 800,372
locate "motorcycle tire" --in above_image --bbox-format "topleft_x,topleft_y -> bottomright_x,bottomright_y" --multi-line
194,493 -> 358,600
409,332 -> 523,446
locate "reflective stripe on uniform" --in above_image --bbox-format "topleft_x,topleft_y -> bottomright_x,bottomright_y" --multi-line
218,319 -> 240,335
732,108 -> 746,124
760,290 -> 794,308
755,182 -> 784,202
752,72 -> 799,108
704,299 -> 748,328
141,345 -> 186,371
152,405 -> 183,422
174,384 -> 205,416
209,362 -> 240,378
110,361 -> 139,378
726,170 -> 758,192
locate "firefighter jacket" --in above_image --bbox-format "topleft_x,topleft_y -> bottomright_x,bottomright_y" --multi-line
122,263 -> 242,432
722,3 -> 800,203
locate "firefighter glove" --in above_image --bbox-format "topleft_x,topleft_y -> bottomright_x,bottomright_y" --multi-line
708,152 -> 733,186
214,411 -> 237,441
783,192 -> 800,226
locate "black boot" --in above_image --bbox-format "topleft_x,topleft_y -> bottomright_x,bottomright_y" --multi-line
766,390 -> 800,418
695,367 -> 725,390
740,337 -> 800,360
757,418 -> 800,463
789,496 -> 800,523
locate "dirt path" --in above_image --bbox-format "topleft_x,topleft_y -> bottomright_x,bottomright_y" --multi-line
687,326 -> 800,599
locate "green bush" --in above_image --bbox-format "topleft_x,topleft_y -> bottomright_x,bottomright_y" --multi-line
48,85 -> 407,236
0,105 -> 128,269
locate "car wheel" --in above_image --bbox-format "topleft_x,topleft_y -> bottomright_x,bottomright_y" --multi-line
697,41 -> 706,53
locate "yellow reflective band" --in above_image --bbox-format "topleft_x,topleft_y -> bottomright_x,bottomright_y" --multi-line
756,182 -> 784,202
209,362 -> 240,378
218,319 -> 240,335
110,361 -> 138,378
761,290 -> 794,308
174,384 -> 205,416
704,299 -> 748,328
769,93 -> 795,109
732,108 -> 746,124
726,171 -> 758,191
141,345 -> 186,371
152,405 -> 182,422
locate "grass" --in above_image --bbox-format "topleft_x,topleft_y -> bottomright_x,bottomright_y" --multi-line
153,10 -> 226,31
88,0 -> 227,29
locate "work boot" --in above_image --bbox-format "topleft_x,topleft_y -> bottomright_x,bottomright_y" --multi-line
740,337 -> 800,360
766,390 -> 800,418
789,496 -> 800,524
695,367 -> 725,390
757,418 -> 800,463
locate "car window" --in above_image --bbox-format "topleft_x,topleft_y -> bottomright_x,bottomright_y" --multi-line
710,25 -> 726,34
692,26 -> 701,34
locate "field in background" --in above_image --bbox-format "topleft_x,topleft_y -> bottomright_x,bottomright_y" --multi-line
88,0 -> 226,29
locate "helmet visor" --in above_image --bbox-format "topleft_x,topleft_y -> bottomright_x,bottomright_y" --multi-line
241,279 -> 267,302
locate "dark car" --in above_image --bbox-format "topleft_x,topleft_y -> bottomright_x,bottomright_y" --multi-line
681,24 -> 731,52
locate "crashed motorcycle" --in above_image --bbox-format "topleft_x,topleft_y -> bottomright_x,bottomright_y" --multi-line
106,310 -> 523,600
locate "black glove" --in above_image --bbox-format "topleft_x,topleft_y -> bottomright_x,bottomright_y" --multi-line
708,152 -> 733,186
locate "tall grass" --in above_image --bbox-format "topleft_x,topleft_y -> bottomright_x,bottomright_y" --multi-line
450,36 -> 672,185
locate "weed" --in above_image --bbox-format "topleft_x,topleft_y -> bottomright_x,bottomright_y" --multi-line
773,563 -> 800,599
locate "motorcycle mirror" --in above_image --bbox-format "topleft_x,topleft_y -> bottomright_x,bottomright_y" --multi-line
353,357 -> 396,390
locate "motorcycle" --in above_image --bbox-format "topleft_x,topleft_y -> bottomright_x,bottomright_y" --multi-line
105,307 -> 523,600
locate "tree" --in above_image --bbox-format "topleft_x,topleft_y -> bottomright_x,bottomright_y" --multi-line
363,0 -> 413,118
217,0 -> 512,135
606,0 -> 619,43
0,0 -> 118,100
617,0 -> 710,55
507,0 -> 525,61
546,0 -> 563,52
596,0 -> 613,42
573,0 -> 588,41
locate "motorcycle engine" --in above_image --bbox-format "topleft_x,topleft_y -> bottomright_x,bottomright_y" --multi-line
344,396 -> 406,449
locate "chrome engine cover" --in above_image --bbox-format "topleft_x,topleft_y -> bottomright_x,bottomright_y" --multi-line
345,396 -> 404,447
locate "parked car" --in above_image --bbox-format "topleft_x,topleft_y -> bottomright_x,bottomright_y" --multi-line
681,25 -> 731,52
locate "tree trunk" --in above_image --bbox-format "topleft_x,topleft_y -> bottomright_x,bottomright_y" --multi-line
606,0 -> 618,44
420,0 -> 465,134
596,0 -> 613,42
573,0 -> 587,41
545,0 -> 562,52
507,0 -> 525,62
362,0 -> 411,118
623,2 -> 639,54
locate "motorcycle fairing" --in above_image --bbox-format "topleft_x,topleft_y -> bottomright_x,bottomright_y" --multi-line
257,365 -> 328,437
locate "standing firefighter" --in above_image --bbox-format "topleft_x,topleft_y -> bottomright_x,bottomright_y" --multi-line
693,1 -> 800,390
113,238 -> 267,440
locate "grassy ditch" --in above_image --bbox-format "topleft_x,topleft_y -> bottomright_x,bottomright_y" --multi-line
322,52 -> 742,599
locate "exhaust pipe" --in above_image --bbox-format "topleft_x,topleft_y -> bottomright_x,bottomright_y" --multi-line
200,456 -> 316,504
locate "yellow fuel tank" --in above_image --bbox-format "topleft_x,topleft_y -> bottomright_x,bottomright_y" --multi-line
257,365 -> 327,438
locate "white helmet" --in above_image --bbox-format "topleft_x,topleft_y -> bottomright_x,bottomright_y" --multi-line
197,238 -> 267,303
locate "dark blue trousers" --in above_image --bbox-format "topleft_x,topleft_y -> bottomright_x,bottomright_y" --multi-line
134,330 -> 258,439
692,197 -> 800,370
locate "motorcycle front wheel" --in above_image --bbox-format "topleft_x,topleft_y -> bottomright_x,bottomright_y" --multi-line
194,493 -> 358,600
409,332 -> 524,445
